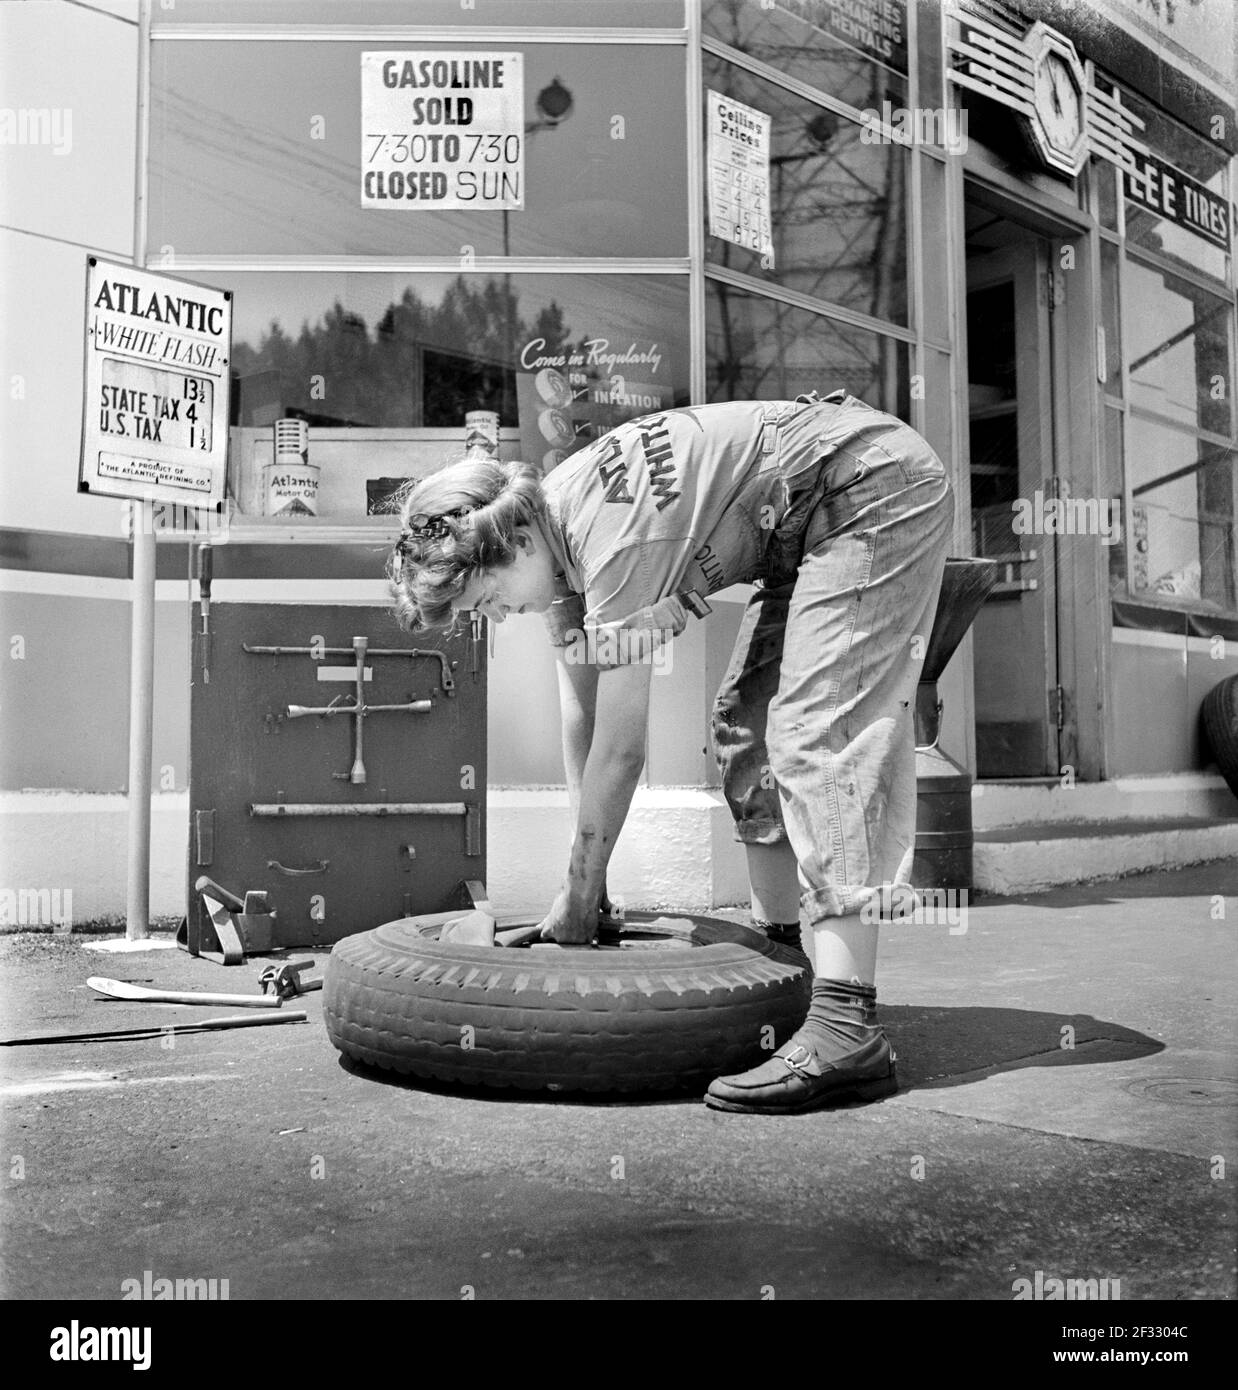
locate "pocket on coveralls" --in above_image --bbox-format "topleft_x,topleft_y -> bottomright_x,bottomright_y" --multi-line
820,398 -> 946,490
868,414 -> 947,486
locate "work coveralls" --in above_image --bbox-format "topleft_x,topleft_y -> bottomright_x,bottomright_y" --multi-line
539,390 -> 954,923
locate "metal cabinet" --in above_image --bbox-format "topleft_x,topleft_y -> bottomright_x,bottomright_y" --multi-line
187,601 -> 485,951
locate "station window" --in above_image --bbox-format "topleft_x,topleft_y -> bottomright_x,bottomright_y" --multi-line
1106,90 -> 1236,615
1125,261 -> 1231,438
214,270 -> 688,424
1121,92 -> 1230,284
706,281 -> 910,420
702,0 -> 908,108
703,52 -> 910,327
1126,416 -> 1235,611
148,40 -> 688,258
203,270 -> 689,518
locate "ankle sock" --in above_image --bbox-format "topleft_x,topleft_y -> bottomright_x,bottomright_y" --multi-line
790,977 -> 884,1063
752,918 -> 804,954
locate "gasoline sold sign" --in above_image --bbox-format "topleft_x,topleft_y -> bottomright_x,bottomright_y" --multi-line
79,258 -> 231,509
361,52 -> 525,210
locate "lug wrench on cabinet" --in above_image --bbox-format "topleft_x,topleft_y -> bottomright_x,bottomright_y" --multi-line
284,636 -> 432,785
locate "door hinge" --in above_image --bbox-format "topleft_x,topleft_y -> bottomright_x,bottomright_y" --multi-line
194,809 -> 215,867
1045,270 -> 1065,313
1048,685 -> 1067,730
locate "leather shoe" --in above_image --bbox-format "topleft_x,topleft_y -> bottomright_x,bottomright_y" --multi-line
704,1032 -> 897,1114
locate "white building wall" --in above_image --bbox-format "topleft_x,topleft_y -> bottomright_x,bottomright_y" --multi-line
0,0 -> 139,537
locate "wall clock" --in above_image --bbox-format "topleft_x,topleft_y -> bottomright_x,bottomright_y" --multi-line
1026,23 -> 1088,177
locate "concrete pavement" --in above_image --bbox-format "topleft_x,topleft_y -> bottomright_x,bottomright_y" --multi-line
1,862 -> 1234,1302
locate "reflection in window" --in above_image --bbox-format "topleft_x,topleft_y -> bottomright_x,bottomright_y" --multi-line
1126,259 -> 1232,436
703,55 -> 908,325
148,42 -> 687,257
1127,415 -> 1235,610
704,0 -> 909,90
213,271 -> 689,432
706,281 -> 909,419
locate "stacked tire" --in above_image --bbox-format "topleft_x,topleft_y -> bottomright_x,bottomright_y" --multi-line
1202,674 -> 1238,799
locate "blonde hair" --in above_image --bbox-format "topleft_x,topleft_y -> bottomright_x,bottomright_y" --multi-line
387,458 -> 547,632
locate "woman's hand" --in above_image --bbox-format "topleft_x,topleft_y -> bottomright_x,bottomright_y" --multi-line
537,888 -> 598,945
541,663 -> 653,946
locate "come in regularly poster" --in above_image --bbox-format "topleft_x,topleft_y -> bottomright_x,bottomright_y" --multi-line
78,258 -> 231,509
706,90 -> 774,265
361,52 -> 524,210
515,335 -> 671,472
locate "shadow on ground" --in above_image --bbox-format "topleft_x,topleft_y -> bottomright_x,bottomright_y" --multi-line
884,1005 -> 1163,1090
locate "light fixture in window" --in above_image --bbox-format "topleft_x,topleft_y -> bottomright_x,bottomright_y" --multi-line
535,77 -> 575,127
804,110 -> 839,149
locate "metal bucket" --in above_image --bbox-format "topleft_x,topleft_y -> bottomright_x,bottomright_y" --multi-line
913,558 -> 999,890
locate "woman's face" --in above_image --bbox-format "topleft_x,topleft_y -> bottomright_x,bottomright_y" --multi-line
451,524 -> 560,623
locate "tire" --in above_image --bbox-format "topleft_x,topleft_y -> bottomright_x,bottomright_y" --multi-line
1202,674 -> 1238,799
324,910 -> 812,1094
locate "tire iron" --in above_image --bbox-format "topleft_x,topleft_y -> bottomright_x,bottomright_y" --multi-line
1,1011 -> 307,1047
87,976 -> 282,1008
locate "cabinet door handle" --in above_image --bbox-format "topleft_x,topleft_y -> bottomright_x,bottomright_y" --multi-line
266,859 -> 329,877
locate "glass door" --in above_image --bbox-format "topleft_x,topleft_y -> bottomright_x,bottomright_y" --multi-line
964,206 -> 1063,778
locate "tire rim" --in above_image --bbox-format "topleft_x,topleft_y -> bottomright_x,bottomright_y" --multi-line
397,909 -> 771,952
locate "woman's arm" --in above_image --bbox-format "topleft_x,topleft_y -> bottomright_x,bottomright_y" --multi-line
540,661 -> 653,943
555,650 -> 598,832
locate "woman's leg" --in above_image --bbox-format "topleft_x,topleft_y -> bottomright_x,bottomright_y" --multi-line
746,841 -> 800,926
707,404 -> 953,1113
710,583 -> 802,938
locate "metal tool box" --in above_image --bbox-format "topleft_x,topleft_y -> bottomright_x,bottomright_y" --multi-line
187,600 -> 485,952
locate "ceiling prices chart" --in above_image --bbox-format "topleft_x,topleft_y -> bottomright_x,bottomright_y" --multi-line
361,52 -> 525,210
706,91 -> 774,265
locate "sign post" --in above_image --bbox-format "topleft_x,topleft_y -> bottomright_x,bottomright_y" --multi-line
78,257 -> 232,939
126,510 -> 156,939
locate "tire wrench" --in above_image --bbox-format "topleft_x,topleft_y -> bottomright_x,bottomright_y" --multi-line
197,542 -> 212,685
